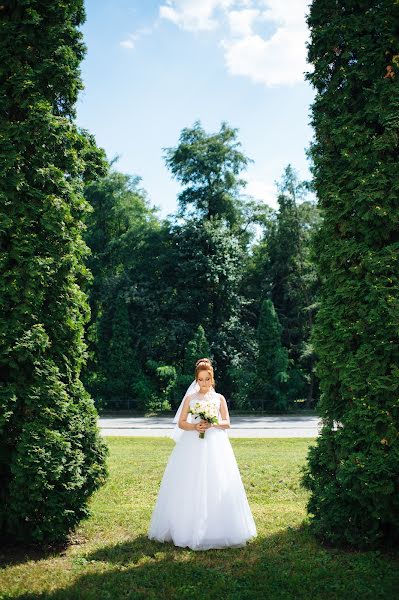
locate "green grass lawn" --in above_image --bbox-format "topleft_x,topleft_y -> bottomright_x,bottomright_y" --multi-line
1,437 -> 398,600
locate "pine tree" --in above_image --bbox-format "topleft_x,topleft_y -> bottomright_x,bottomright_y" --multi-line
0,1 -> 108,543
301,0 -> 399,548
253,299 -> 289,411
183,325 -> 211,376
103,292 -> 137,408
172,325 -> 211,403
265,166 -> 310,403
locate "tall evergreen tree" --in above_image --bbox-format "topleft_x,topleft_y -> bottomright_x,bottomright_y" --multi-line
253,299 -> 289,411
266,166 -> 311,403
268,166 -> 307,343
244,166 -> 321,407
182,325 -> 211,376
0,1 -> 108,543
301,0 -> 399,548
174,325 -> 213,403
102,292 -> 138,408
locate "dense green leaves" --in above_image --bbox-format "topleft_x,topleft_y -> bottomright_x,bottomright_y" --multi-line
163,123 -> 262,397
264,166 -> 320,406
252,299 -> 289,411
240,166 -> 321,409
301,0 -> 399,549
0,0 -> 108,543
82,169 -> 161,409
164,120 -> 253,230
83,141 -> 320,412
167,215 -> 250,397
82,124 -> 265,408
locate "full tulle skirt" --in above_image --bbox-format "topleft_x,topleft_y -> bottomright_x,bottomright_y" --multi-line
147,427 -> 257,551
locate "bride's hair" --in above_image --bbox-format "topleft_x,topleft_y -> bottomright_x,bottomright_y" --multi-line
195,358 -> 215,387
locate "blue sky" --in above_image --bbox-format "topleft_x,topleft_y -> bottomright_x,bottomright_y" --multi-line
76,0 -> 315,219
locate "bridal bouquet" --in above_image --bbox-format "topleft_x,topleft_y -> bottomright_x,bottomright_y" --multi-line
189,401 -> 219,439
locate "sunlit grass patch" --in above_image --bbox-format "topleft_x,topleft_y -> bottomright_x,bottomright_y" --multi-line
1,438 -> 398,600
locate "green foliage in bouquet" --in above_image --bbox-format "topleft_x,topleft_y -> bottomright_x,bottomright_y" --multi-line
301,0 -> 399,548
0,1 -> 108,543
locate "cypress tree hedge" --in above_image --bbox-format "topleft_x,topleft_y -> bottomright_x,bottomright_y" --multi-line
0,1 -> 108,543
301,0 -> 399,548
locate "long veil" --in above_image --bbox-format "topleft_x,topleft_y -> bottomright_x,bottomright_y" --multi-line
169,379 -> 215,443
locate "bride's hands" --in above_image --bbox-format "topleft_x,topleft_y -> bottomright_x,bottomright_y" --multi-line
195,420 -> 212,432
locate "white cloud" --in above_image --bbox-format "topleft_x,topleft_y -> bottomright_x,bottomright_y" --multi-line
120,35 -> 137,49
222,0 -> 310,86
221,26 -> 308,86
261,0 -> 307,28
120,26 -> 156,50
227,8 -> 260,37
159,0 -> 310,86
159,0 -> 240,32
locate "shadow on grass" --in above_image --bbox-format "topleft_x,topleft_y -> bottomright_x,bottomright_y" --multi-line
6,523 -> 399,600
0,535 -> 82,569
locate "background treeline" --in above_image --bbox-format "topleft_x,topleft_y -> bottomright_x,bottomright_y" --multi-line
82,121 -> 322,413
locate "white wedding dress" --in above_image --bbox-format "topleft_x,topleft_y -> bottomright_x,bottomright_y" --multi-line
147,390 -> 257,550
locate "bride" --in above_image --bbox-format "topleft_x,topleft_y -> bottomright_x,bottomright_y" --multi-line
147,358 -> 257,550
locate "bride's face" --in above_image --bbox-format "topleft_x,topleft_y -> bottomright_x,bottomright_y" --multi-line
197,371 -> 212,392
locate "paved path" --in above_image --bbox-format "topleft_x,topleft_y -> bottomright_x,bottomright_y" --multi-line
99,415 -> 321,438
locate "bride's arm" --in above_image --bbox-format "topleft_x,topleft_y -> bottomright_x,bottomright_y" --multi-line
178,395 -> 201,431
211,395 -> 230,429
